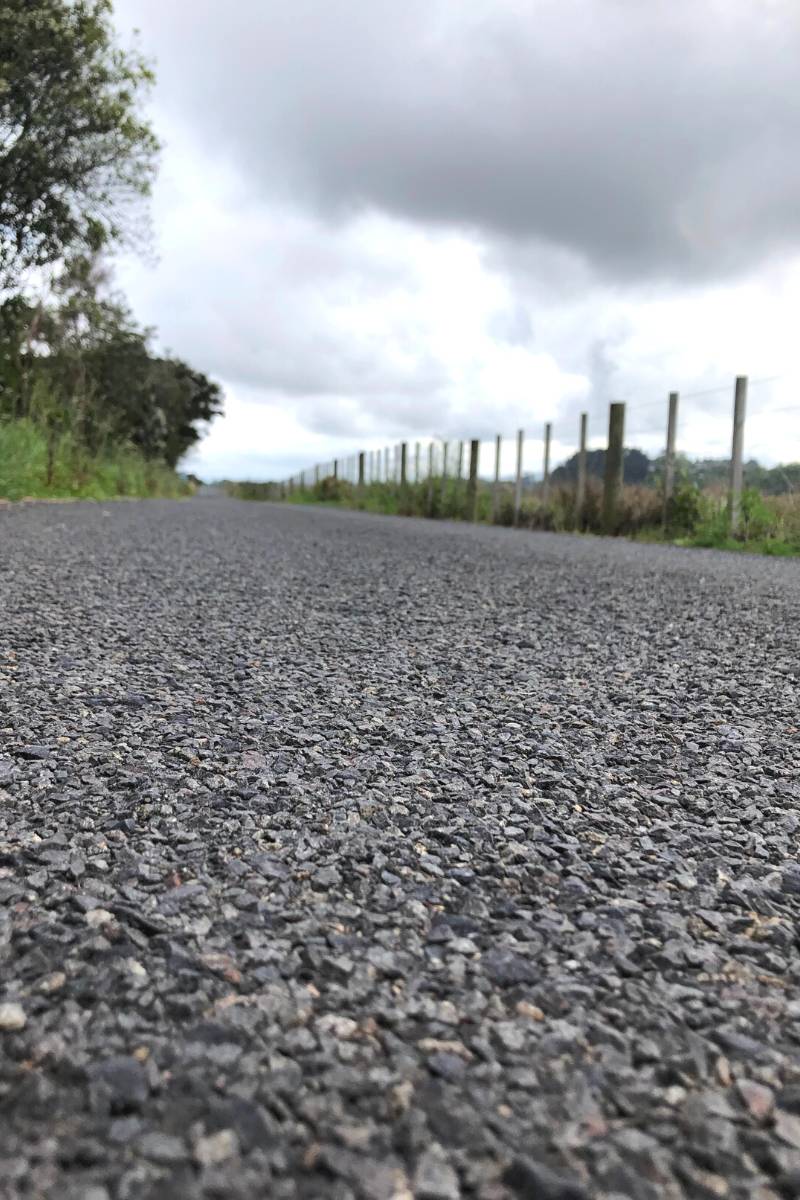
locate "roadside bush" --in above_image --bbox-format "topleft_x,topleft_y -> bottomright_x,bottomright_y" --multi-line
667,482 -> 702,533
314,475 -> 353,502
614,485 -> 663,534
740,487 -> 778,541
771,493 -> 800,548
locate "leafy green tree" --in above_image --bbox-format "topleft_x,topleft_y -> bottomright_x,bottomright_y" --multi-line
42,254 -> 222,464
35,253 -> 134,452
0,4 -> 222,492
144,356 -> 223,468
1,250 -> 223,473
0,0 -> 159,288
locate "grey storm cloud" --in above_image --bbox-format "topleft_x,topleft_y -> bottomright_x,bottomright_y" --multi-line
123,0 -> 800,283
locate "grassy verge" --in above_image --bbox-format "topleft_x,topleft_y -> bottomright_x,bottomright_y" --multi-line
224,476 -> 800,557
0,420 -> 193,502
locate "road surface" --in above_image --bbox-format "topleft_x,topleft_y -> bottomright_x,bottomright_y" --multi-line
1,498 -> 799,1200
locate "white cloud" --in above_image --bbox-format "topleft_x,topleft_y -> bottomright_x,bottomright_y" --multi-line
113,0 -> 800,479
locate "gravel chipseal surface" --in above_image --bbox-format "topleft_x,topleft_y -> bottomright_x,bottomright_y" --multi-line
1,497 -> 799,1200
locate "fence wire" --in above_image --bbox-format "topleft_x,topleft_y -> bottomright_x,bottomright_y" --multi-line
290,375 -> 797,499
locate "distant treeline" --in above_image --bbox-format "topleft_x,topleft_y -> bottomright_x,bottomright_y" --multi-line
551,449 -> 800,495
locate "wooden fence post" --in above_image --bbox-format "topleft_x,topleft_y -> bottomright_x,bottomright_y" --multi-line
492,434 -> 501,523
358,451 -> 365,487
729,375 -> 747,535
662,391 -> 679,527
466,439 -> 479,521
514,429 -> 523,526
427,442 -> 435,516
576,413 -> 587,528
542,422 -> 552,502
400,442 -> 408,486
437,441 -> 447,510
414,441 -> 420,484
603,403 -> 625,534
333,460 -> 338,481
456,440 -> 464,482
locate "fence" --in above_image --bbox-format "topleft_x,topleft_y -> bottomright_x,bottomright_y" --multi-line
277,375 -> 796,535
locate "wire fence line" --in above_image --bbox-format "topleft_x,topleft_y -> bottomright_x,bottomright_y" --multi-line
282,375 -> 796,536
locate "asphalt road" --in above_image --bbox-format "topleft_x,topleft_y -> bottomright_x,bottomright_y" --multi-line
1,498 -> 799,1200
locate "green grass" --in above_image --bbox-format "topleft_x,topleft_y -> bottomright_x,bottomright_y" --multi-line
675,533 -> 800,556
0,419 -> 193,502
226,474 -> 800,559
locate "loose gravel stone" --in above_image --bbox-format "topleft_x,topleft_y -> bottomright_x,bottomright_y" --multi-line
194,1128 -> 239,1166
415,1143 -> 461,1199
1,497 -> 799,1199
0,1003 -> 26,1031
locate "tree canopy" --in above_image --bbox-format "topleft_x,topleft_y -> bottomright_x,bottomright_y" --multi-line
0,0 -> 159,288
551,447 -> 652,486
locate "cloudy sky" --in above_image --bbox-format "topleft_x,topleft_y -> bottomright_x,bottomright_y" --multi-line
113,0 -> 799,479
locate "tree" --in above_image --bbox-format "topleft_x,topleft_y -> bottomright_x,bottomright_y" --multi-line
1,250 -> 223,472
0,0 -> 159,288
44,254 -> 223,464
145,357 -> 223,468
36,252 -> 142,453
0,293 -> 37,417
551,447 -> 652,485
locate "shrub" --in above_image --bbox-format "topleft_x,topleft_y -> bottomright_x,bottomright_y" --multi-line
313,475 -> 353,502
614,485 -> 663,534
740,487 -> 777,541
667,482 -> 702,533
771,492 -> 800,548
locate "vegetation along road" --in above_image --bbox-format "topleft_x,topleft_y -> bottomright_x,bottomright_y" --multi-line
2,497 -> 800,1200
